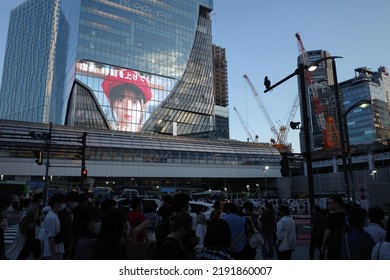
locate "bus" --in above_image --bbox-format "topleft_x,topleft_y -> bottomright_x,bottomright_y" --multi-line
93,186 -> 113,197
0,181 -> 29,196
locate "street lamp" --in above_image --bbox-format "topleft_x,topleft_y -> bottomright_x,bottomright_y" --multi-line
263,166 -> 269,200
343,99 -> 371,201
264,56 -> 344,214
264,62 -> 319,214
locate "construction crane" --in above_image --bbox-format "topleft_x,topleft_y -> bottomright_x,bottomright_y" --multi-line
295,32 -> 339,149
243,74 -> 296,152
233,106 -> 259,142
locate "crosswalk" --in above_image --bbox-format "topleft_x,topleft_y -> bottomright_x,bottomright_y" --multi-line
4,223 -> 19,244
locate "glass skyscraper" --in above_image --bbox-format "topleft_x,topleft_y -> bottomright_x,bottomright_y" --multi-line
0,0 -> 218,137
340,66 -> 390,145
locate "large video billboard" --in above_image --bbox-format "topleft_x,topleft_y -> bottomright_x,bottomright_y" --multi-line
76,60 -> 176,132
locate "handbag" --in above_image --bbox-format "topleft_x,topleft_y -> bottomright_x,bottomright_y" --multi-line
247,217 -> 264,249
36,226 -> 46,241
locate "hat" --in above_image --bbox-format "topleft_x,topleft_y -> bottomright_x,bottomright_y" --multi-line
101,69 -> 152,103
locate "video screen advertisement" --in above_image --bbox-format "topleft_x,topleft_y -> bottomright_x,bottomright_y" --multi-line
76,59 -> 176,132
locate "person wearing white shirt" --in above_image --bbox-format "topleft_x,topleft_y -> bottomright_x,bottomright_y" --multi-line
275,205 -> 296,260
42,193 -> 66,260
364,207 -> 386,244
371,218 -> 390,260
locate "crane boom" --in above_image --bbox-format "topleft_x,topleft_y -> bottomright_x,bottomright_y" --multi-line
295,32 -> 337,149
233,107 -> 256,142
243,74 -> 279,140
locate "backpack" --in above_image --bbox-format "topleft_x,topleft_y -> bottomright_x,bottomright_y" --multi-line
19,205 -> 39,236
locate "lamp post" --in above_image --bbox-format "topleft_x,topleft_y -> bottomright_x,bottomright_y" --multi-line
343,99 -> 371,201
264,63 -> 315,214
263,166 -> 269,200
264,57 -> 344,215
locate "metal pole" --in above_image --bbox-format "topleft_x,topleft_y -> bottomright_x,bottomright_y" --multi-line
265,172 -> 268,200
44,122 -> 52,206
344,119 -> 354,200
80,132 -> 87,192
298,64 -> 315,215
332,59 -> 350,201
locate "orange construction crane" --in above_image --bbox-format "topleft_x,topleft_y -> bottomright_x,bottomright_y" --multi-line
295,33 -> 339,149
243,74 -> 298,152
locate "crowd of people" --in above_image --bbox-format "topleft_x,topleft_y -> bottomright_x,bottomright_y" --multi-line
0,191 -> 389,260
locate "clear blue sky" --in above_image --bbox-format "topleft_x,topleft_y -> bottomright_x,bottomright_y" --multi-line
1,0 -> 389,153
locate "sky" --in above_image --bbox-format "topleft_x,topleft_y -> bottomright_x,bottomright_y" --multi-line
1,0 -> 390,153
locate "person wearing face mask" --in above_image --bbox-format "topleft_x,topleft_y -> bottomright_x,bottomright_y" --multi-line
57,191 -> 80,259
42,193 -> 66,260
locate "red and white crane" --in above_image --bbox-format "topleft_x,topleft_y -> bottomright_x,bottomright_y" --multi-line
295,33 -> 339,149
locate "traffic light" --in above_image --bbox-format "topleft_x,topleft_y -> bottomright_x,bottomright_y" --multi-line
82,168 -> 88,177
280,155 -> 290,177
290,121 -> 301,130
33,150 -> 43,165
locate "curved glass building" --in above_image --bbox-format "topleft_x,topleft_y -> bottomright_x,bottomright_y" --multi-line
0,0 -> 216,138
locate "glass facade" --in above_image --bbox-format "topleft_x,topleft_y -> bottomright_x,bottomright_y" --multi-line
340,67 -> 390,145
0,0 -> 217,138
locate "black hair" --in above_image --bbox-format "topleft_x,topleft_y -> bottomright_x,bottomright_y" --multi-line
368,207 -> 385,226
130,197 -> 142,210
171,193 -> 190,213
329,194 -> 345,208
48,193 -> 65,207
204,219 -> 231,248
278,205 -> 290,216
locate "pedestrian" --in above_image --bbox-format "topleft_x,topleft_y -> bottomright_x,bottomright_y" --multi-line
41,193 -> 66,260
364,206 -> 386,244
321,194 -> 346,260
93,207 -> 129,260
0,192 -> 12,260
371,218 -> 390,260
260,202 -> 276,259
275,205 -> 296,260
309,205 -> 326,260
127,197 -> 146,242
160,212 -> 196,260
341,206 -> 375,260
242,201 -> 262,260
17,193 -> 44,259
57,191 -> 79,259
210,200 -> 222,222
222,203 -> 246,260
72,204 -> 102,260
199,219 -> 234,260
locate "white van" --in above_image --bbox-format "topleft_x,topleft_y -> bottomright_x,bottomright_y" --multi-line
122,188 -> 139,198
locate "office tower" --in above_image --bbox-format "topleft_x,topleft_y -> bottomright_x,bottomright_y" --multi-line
340,66 -> 390,145
0,0 -> 217,137
212,45 -> 229,139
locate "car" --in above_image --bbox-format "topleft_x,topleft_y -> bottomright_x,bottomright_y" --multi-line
114,197 -> 162,212
188,201 -> 214,230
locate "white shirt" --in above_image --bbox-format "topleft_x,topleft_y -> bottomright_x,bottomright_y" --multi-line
371,241 -> 390,260
364,223 -> 386,244
42,210 -> 64,257
276,216 -> 296,251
